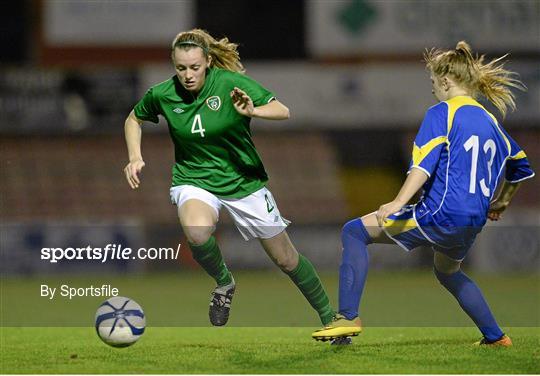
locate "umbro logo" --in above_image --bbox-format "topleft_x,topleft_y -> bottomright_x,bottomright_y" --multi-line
265,193 -> 275,213
173,107 -> 185,114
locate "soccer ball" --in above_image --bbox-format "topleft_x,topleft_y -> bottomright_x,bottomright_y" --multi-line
95,296 -> 146,347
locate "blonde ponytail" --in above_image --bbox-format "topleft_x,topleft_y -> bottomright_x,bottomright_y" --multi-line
171,29 -> 245,73
424,41 -> 526,118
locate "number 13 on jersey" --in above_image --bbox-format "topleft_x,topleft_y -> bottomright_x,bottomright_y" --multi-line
463,134 -> 496,197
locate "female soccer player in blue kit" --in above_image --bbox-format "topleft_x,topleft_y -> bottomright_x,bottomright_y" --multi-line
313,41 -> 534,345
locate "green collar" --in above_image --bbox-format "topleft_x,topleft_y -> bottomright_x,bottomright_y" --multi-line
174,67 -> 216,102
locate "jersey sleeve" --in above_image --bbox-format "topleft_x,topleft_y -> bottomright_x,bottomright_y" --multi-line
133,87 -> 160,124
408,104 -> 448,177
503,132 -> 535,183
232,73 -> 275,107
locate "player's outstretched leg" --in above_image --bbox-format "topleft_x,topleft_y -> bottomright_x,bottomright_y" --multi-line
189,236 -> 235,326
312,218 -> 369,341
337,219 -> 371,320
285,253 -> 335,325
433,252 -> 509,346
260,231 -> 335,326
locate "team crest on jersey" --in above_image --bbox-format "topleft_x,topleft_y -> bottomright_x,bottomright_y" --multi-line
206,96 -> 221,111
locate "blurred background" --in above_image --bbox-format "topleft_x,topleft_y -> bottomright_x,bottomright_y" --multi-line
1,0 -> 538,284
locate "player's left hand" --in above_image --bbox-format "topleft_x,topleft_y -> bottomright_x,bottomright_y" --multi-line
231,87 -> 254,117
376,200 -> 404,227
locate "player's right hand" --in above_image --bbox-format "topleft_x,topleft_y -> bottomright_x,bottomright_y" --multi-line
124,159 -> 145,189
487,199 -> 508,221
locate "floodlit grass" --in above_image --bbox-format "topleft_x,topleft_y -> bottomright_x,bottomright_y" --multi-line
1,271 -> 539,373
1,327 -> 539,374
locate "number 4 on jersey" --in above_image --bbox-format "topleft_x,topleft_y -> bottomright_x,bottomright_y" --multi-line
191,114 -> 206,137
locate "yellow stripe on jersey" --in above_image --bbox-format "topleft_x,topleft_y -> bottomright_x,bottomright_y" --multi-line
509,150 -> 527,160
446,96 -> 484,133
383,218 -> 417,236
445,96 -> 511,155
412,136 -> 447,166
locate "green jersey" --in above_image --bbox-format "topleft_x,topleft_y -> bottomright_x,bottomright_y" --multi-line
133,68 -> 275,198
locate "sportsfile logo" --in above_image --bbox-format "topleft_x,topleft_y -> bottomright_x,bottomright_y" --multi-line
40,244 -> 181,263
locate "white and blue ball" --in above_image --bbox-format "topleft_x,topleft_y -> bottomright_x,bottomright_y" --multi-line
95,296 -> 145,347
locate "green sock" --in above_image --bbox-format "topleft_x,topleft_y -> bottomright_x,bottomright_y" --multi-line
286,254 -> 335,325
189,236 -> 233,287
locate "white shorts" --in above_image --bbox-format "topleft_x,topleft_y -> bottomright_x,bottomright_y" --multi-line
169,185 -> 291,241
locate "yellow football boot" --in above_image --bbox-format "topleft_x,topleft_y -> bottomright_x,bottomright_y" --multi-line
312,314 -> 362,341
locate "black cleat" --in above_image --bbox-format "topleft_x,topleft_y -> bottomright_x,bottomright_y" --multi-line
330,337 -> 352,346
209,281 -> 235,326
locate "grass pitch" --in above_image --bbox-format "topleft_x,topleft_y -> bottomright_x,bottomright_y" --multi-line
1,271 -> 539,373
2,327 -> 539,374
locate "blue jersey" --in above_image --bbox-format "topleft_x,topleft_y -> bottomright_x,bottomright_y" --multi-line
409,96 -> 534,226
383,96 -> 534,259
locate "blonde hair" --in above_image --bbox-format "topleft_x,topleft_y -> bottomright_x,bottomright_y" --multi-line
171,29 -> 244,73
423,41 -> 526,118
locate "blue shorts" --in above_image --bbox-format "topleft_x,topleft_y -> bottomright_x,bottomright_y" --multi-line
381,203 -> 482,261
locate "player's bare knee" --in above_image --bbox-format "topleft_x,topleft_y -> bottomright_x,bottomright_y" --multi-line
272,247 -> 298,272
275,254 -> 297,272
185,227 -> 214,245
273,257 -> 288,271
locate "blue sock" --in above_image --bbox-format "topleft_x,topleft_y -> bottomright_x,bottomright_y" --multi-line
434,268 -> 504,342
338,218 -> 371,320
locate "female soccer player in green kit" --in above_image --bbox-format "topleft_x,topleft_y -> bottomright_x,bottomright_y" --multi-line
123,29 -> 334,329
